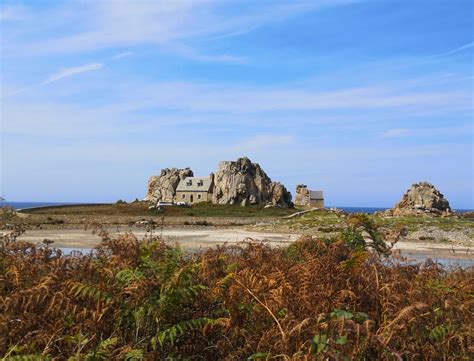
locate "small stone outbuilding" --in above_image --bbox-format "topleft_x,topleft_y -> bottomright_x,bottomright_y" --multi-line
309,190 -> 324,208
294,185 -> 324,208
175,176 -> 214,204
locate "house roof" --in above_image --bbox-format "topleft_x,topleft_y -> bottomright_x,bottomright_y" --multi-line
176,177 -> 213,192
310,191 -> 324,200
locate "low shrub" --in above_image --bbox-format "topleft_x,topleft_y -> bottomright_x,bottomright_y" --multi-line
0,225 -> 472,360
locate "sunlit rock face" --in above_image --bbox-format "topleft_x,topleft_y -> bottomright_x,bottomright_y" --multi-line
294,185 -> 311,207
145,168 -> 194,203
212,157 -> 292,208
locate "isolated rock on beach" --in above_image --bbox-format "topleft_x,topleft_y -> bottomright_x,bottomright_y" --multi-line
392,182 -> 452,216
212,157 -> 292,208
145,168 -> 194,203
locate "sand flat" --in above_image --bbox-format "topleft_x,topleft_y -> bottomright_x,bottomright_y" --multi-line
2,227 -> 472,262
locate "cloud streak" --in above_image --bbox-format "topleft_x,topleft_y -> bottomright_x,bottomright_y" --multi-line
2,62 -> 104,98
41,62 -> 104,85
110,52 -> 132,60
438,42 -> 474,57
380,124 -> 472,138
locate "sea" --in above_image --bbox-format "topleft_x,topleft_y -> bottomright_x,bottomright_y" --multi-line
1,202 -> 472,213
2,201 -> 85,210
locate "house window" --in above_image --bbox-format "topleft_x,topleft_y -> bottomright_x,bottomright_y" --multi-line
182,194 -> 186,199
198,194 -> 202,199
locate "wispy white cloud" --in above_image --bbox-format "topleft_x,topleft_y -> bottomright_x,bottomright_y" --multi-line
165,43 -> 246,63
2,62 -> 105,98
380,124 -> 472,138
41,62 -> 104,85
380,128 -> 411,138
110,51 -> 132,60
2,0 -> 357,61
0,5 -> 30,21
438,42 -> 474,57
234,135 -> 294,153
105,81 -> 471,114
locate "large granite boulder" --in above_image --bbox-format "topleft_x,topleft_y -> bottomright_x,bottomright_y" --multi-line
212,157 -> 292,208
269,182 -> 293,208
145,168 -> 193,203
294,184 -> 311,206
392,182 -> 452,216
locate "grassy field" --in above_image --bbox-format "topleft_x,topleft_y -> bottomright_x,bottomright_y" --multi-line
283,210 -> 344,231
1,223 -> 472,360
19,201 -> 297,218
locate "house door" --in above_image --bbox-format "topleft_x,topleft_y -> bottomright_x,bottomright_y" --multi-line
190,195 -> 194,203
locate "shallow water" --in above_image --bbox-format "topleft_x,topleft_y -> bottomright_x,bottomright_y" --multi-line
55,246 -> 473,269
59,247 -> 94,255
398,252 -> 474,268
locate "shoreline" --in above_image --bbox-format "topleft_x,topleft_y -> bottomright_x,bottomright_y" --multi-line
3,227 -> 472,262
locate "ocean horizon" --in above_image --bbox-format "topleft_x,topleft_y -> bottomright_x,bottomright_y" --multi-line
2,201 -> 472,214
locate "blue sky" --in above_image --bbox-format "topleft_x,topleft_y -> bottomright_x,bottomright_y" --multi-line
0,0 -> 473,208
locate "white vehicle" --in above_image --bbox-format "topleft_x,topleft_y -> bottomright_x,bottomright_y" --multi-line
156,201 -> 174,207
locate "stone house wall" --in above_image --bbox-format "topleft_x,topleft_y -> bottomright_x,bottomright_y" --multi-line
176,191 -> 211,204
310,199 -> 324,208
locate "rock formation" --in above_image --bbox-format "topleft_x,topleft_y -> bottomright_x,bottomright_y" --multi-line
145,168 -> 193,203
145,157 -> 292,208
212,157 -> 292,208
392,182 -> 452,216
294,185 -> 311,207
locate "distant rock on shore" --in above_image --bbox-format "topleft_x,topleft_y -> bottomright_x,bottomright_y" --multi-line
390,181 -> 452,216
212,157 -> 292,208
145,168 -> 193,203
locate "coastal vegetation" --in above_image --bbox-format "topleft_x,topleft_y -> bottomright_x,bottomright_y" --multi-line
280,210 -> 474,232
1,220 -> 473,360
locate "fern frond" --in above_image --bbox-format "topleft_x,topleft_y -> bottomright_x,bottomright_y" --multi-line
115,269 -> 144,285
124,349 -> 145,361
68,282 -> 112,304
151,317 -> 223,348
83,337 -> 117,361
